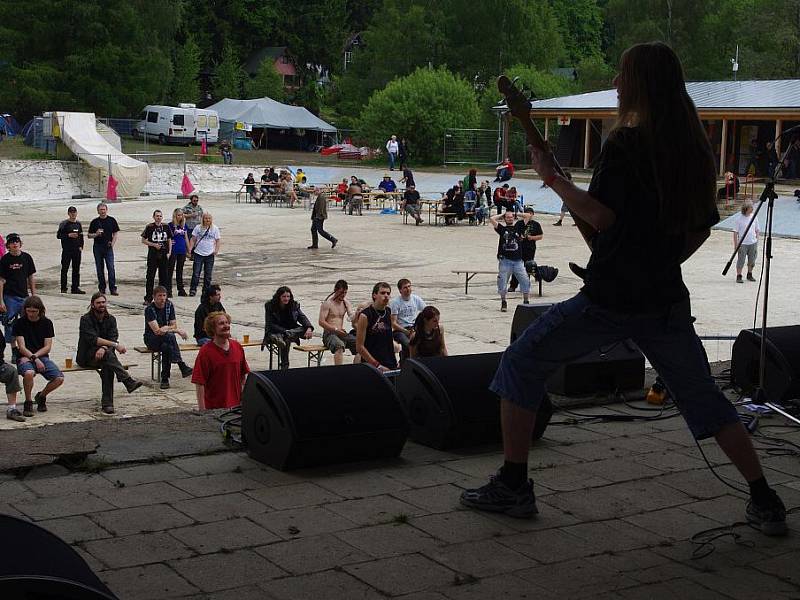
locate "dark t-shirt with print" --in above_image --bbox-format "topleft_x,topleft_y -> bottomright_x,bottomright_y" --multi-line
141,223 -> 172,257
583,127 -> 720,312
0,251 -> 36,298
496,221 -> 526,261
520,220 -> 543,261
13,316 -> 55,355
88,216 -> 120,247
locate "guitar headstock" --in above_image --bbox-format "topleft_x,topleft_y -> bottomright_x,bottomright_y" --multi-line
497,75 -> 534,123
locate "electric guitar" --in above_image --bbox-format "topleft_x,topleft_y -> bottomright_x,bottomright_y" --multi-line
496,75 -> 595,245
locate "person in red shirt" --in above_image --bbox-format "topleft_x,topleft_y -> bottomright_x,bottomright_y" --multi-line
494,157 -> 515,182
192,311 -> 249,410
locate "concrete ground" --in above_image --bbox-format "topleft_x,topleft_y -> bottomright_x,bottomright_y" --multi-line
1,166 -> 799,598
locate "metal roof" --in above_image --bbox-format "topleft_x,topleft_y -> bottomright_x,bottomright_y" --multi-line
495,80 -> 800,113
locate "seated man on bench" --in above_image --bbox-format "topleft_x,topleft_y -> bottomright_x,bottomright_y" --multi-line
1,336 -> 24,422
318,280 -> 357,365
401,184 -> 423,225
77,292 -> 143,414
144,286 -> 193,389
263,286 -> 314,370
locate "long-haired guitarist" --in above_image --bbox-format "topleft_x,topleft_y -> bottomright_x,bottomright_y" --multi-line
461,42 -> 787,536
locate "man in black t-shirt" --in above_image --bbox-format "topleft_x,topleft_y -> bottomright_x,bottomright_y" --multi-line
144,286 -> 192,388
401,185 -> 423,225
13,296 -> 63,416
141,210 -> 173,304
490,210 -> 536,312
56,206 -> 85,294
356,282 -> 397,371
87,202 -> 120,295
0,233 -> 37,350
509,207 -> 544,293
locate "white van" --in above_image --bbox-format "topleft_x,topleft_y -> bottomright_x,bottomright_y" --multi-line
192,107 -> 219,144
134,105 -> 195,145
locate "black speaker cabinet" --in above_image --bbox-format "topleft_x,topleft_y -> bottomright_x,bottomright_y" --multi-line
511,303 -> 646,396
0,514 -> 118,599
732,326 -> 800,402
395,353 -> 553,449
242,364 -> 409,470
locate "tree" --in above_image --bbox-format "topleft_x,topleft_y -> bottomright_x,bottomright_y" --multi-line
576,55 -> 616,91
171,35 -> 202,104
358,67 -> 480,164
244,60 -> 285,101
549,0 -> 605,64
213,42 -> 244,100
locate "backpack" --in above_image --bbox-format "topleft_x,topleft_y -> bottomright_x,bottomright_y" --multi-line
535,265 -> 559,283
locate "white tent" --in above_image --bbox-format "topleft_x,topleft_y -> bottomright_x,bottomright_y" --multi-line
207,97 -> 336,132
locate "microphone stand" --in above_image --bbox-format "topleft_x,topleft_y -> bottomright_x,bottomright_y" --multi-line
722,143 -> 793,406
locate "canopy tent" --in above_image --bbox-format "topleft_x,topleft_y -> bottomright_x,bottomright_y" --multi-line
207,97 -> 336,132
0,114 -> 21,136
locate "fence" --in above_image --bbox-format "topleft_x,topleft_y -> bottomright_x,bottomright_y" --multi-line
443,128 -> 501,166
97,117 -> 138,137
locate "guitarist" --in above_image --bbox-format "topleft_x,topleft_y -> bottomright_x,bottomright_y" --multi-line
461,42 -> 787,536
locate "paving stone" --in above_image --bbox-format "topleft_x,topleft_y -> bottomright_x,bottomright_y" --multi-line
410,510 -> 518,544
481,500 -> 582,532
570,456 -> 663,483
336,522 -> 441,558
584,548 -> 677,579
345,553 -> 456,596
440,573 -> 556,600
242,465 -> 306,486
169,471 -> 263,497
74,545 -> 107,573
168,452 -> 263,475
400,442 -> 460,464
632,449 -> 709,473
90,504 -> 195,536
622,506 -> 727,541
101,462 -> 191,487
382,464 -> 466,488
327,494 -> 428,526
256,533 -> 370,574
0,479 -> 37,503
244,481 -> 343,509
617,578 -> 728,599
553,436 -> 668,461
170,549 -> 285,592
84,532 -> 194,568
91,481 -> 193,508
680,494 -> 744,524
36,514 -> 112,543
498,528 -> 597,564
250,505 -> 357,539
652,468 -> 732,500
170,517 -> 280,553
393,593 -> 450,600
265,570 -> 385,600
23,463 -> 70,479
93,431 -> 224,464
313,471 -> 411,498
23,472 -> 116,497
540,424 -> 609,444
392,484 -> 467,514
752,550 -> 800,586
100,563 -> 199,599
176,585 -> 279,600
535,462 -> 613,492
690,565 -> 800,599
647,428 -> 698,447
170,492 -> 270,522
13,491 -> 115,520
561,519 -> 663,553
423,539 -> 535,577
516,557 -> 640,597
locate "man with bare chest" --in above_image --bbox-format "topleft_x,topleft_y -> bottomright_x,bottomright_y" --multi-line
318,280 -> 357,365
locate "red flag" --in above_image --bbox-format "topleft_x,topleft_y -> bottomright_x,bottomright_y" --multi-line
181,173 -> 195,197
200,139 -> 208,155
106,175 -> 118,201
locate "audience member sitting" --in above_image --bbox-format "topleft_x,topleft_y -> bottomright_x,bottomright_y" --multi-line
493,183 -> 512,214
244,173 -> 260,203
718,171 -> 741,200
390,278 -> 426,361
402,184 -> 423,225
507,186 -> 521,214
378,174 -> 397,194
318,280 -> 357,366
260,168 -> 277,198
355,282 -> 397,371
1,334 -> 24,422
263,286 -> 313,370
144,286 -> 193,389
295,168 -> 307,184
14,295 -> 63,416
336,178 -> 349,205
347,178 -> 364,216
77,292 -> 142,414
494,156 -> 514,182
409,306 -> 448,358
219,140 -> 233,165
194,284 -> 225,346
281,172 -> 298,208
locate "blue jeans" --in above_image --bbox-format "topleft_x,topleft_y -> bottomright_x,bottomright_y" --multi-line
497,258 -> 530,295
190,253 -> 215,294
490,292 -> 740,440
196,337 -> 211,346
93,245 -> 116,292
2,294 -> 25,343
144,332 -> 183,379
388,152 -> 397,170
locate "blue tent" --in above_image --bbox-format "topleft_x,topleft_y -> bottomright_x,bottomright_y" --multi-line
0,114 -> 20,136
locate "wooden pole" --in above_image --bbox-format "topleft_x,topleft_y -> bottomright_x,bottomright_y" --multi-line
775,119 -> 783,156
583,119 -> 591,169
719,118 -> 728,176
544,118 -> 549,142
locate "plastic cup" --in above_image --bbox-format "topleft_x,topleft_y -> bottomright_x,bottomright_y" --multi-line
243,334 -> 250,343
65,358 -> 73,369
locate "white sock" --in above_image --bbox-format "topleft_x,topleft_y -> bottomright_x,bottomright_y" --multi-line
7,404 -> 15,412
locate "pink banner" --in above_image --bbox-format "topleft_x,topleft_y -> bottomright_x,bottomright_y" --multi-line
200,139 -> 208,155
181,173 -> 195,197
106,175 -> 118,201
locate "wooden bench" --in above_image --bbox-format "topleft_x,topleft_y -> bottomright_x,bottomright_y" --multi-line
192,154 -> 221,163
135,341 -> 263,380
61,363 -> 137,373
435,212 -> 459,226
452,270 -> 543,296
293,344 -> 328,367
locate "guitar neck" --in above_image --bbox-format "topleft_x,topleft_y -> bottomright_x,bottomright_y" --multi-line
518,117 -> 566,177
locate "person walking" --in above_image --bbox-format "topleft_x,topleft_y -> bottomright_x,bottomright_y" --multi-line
168,208 -> 190,297
87,202 -> 120,295
733,201 -> 760,283
460,42 -> 788,537
56,206 -> 85,294
188,212 -> 220,297
192,311 -> 250,410
308,187 -> 338,249
386,135 -> 399,171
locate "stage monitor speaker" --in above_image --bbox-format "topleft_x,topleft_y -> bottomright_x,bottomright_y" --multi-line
0,514 -> 118,599
242,364 -> 408,470
511,303 -> 646,396
395,353 -> 552,449
731,326 -> 800,402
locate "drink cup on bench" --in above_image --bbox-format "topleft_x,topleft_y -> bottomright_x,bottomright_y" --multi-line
65,357 -> 73,369
243,334 -> 250,343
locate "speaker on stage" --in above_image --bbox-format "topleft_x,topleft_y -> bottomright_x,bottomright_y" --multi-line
0,514 -> 118,599
395,353 -> 552,449
242,364 -> 408,470
731,326 -> 800,402
511,304 -> 646,396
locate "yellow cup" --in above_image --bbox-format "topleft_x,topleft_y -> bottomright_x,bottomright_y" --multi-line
65,357 -> 73,369
243,334 -> 250,343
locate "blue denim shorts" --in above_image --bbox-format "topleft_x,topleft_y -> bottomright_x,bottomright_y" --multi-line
490,292 -> 739,440
18,356 -> 63,381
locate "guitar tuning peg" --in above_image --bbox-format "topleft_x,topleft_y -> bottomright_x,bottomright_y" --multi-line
510,76 -> 521,87
529,91 -> 536,100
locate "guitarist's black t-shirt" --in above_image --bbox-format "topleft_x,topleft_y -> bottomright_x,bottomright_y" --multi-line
583,127 -> 719,313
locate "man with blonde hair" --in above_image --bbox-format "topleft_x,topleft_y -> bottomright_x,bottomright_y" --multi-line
192,311 -> 249,409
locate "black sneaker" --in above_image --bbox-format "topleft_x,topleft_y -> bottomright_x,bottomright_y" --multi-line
500,300 -> 508,313
737,275 -> 743,283
179,363 -> 193,378
101,404 -> 115,415
747,273 -> 757,282
124,378 -> 143,394
110,289 -> 119,296
22,400 -> 34,417
160,378 -> 170,389
746,490 -> 788,536
60,288 -> 68,293
189,291 -> 196,297
6,408 -> 25,422
35,392 -> 47,413
178,290 -> 187,297
71,289 -> 86,294
331,239 -> 338,249
460,475 -> 538,518
553,221 -> 562,226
